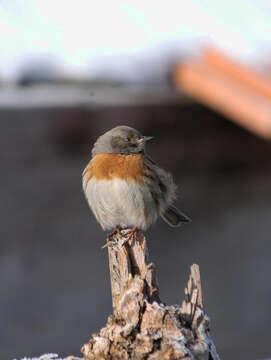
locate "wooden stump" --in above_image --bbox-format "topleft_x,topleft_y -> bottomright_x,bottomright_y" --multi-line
81,230 -> 220,360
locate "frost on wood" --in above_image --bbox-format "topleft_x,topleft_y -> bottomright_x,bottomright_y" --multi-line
81,230 -> 220,360
14,354 -> 82,360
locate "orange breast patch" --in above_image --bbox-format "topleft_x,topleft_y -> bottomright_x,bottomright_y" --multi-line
83,153 -> 147,185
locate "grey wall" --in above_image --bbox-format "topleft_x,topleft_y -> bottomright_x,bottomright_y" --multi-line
1,104 -> 271,360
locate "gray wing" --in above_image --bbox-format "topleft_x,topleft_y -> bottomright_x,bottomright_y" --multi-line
144,155 -> 191,227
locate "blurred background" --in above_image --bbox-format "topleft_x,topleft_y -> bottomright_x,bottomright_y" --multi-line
1,1 -> 271,359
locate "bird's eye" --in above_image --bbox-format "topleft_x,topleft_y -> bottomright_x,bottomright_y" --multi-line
125,137 -> 130,142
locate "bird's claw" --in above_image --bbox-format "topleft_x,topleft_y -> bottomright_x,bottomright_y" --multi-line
122,226 -> 138,246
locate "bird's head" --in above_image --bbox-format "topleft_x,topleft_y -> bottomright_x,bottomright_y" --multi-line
92,126 -> 154,156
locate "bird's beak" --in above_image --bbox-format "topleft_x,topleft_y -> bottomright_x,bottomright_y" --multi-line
143,136 -> 154,142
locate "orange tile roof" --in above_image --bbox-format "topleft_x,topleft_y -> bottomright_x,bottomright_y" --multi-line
174,47 -> 271,139
202,48 -> 271,101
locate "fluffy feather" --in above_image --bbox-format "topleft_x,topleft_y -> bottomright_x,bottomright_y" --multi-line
84,177 -> 158,230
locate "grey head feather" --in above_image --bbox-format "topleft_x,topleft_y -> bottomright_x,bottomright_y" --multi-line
92,126 -> 148,157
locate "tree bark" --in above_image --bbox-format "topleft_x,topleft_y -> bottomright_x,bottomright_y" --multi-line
81,229 -> 221,360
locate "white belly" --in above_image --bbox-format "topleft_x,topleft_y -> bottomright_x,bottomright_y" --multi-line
84,178 -> 157,230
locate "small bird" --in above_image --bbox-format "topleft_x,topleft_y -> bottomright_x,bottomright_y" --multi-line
82,126 -> 190,238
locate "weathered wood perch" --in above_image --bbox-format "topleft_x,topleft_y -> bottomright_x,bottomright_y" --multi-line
81,230 -> 220,360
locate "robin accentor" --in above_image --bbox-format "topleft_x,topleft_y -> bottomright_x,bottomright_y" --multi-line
82,126 -> 190,236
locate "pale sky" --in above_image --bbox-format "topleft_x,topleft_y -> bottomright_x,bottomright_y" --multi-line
0,0 -> 271,80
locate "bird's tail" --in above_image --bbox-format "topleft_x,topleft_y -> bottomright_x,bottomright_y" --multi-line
161,205 -> 191,227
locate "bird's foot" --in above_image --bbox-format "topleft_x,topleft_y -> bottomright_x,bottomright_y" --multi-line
102,226 -> 121,249
122,226 -> 138,246
108,226 -> 121,238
